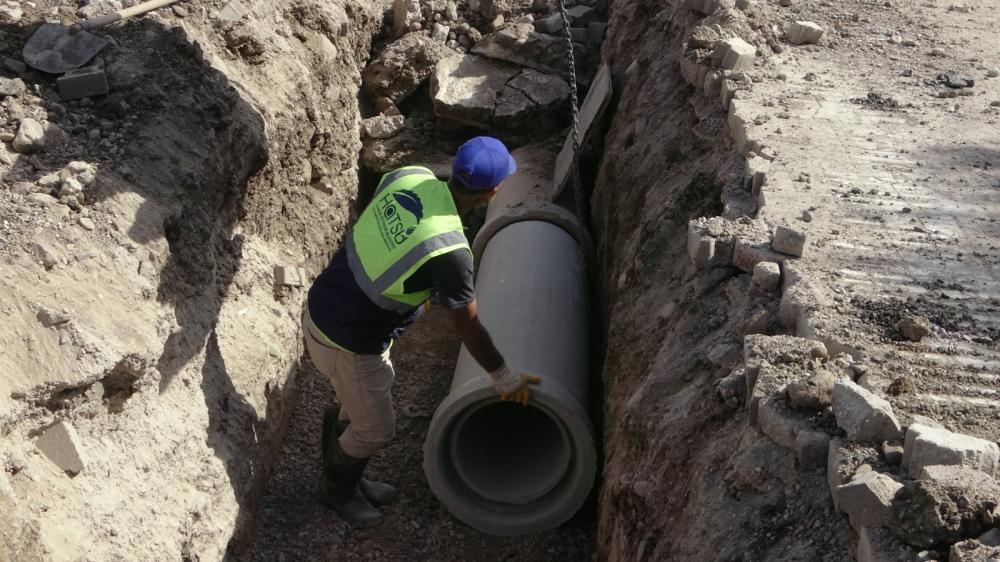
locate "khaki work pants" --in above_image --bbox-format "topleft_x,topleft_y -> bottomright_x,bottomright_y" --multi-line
303,306 -> 396,459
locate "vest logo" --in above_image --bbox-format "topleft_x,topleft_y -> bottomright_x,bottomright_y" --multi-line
376,189 -> 425,248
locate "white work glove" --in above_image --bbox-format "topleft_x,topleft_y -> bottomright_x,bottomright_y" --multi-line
488,363 -> 542,406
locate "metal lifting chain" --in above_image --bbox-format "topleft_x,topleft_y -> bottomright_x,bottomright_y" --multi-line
555,0 -> 585,222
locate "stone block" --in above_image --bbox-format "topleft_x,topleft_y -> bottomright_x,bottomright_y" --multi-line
274,266 -> 306,287
787,21 -> 824,45
431,54 -> 521,127
534,13 -> 563,34
795,430 -> 830,469
713,37 -> 757,71
857,526 -> 917,562
751,261 -> 781,291
744,334 -> 827,395
903,424 -> 999,478
586,21 -> 607,44
757,396 -> 802,449
363,33 -> 451,104
703,70 -> 724,98
35,421 -> 87,475
832,380 -> 903,442
828,438 -> 850,510
834,471 -> 901,530
686,221 -> 734,268
893,465 -> 1000,547
472,25 -> 570,77
733,237 -> 786,273
57,66 -> 109,101
772,225 -> 806,257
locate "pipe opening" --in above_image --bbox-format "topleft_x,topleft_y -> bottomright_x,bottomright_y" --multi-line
449,401 -> 572,506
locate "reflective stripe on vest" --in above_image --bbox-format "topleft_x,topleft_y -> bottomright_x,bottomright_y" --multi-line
347,167 -> 470,313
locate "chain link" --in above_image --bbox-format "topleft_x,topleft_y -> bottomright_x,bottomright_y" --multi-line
555,0 -> 585,222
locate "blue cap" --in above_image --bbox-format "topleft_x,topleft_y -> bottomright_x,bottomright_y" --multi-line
452,136 -> 517,190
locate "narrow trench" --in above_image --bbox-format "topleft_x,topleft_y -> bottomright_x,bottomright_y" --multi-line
237,82 -> 608,562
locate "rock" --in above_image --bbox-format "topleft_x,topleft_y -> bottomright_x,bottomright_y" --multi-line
787,21 -> 824,45
892,465 -> 1000,548
217,0 -> 249,21
856,526 -> 918,562
78,217 -> 96,231
363,33 -> 452,104
744,334 -> 828,419
950,536 -> 1000,562
938,73 -> 975,89
431,54 -> 520,127
493,68 -> 570,130
707,343 -> 741,368
34,242 -> 61,268
534,13 -> 564,34
362,115 -> 406,139
828,438 -> 851,509
432,23 -> 450,43
59,178 -> 84,198
0,77 -> 25,97
274,266 -> 306,287
897,315 -> 930,342
903,424 -> 999,478
35,421 -> 87,475
565,5 -> 596,26
471,24 -> 571,77
772,225 -> 806,257
882,440 -> 904,465
446,1 -> 458,20
795,430 -> 830,469
835,471 -> 902,530
787,370 -> 837,410
12,118 -> 45,154
26,193 -> 58,206
393,0 -> 422,37
37,306 -> 71,326
832,380 -> 903,442
757,395 -> 807,449
689,26 -> 721,50
751,261 -> 781,291
713,38 -> 757,71
0,3 -> 22,23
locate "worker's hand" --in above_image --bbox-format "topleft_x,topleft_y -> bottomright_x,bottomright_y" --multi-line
489,364 -> 542,406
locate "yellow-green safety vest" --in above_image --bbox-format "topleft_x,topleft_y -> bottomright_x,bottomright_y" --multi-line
345,166 -> 470,314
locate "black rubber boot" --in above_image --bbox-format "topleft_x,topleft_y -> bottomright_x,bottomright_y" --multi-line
321,404 -> 397,507
317,437 -> 382,528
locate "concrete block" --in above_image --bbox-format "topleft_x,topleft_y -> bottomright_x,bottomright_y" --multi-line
751,261 -> 780,291
274,266 -> 307,287
745,155 -> 770,196
534,13 -> 563,34
795,430 -> 830,469
586,21 -> 607,44
857,526 -> 917,562
686,222 -> 734,269
728,100 -> 763,156
787,21 -> 824,45
733,237 -> 785,273
834,471 -> 901,530
772,225 -> 806,257
827,438 -> 850,510
902,424 -> 999,478
832,380 -> 903,442
713,37 -> 756,71
757,396 -> 800,449
565,5 -> 595,26
57,66 -> 109,101
35,421 -> 87,475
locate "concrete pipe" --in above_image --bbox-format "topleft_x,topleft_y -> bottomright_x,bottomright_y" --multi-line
423,219 -> 596,536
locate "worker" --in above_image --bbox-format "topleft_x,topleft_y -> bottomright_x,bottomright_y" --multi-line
303,136 -> 541,528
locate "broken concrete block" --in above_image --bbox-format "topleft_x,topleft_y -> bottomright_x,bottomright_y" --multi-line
828,438 -> 851,510
12,118 -> 45,154
757,396 -> 803,449
834,471 -> 901,530
534,12 -> 564,34
713,37 -> 757,71
274,266 -> 306,287
35,421 -> 87,475
902,424 -> 999,478
795,430 -> 830,469
686,220 -> 734,268
586,21 -> 607,44
362,115 -> 406,139
772,225 -> 806,257
787,21 -> 824,45
472,24 -> 570,77
363,33 -> 451,104
751,261 -> 781,292
744,334 -> 827,395
57,66 -> 109,101
493,68 -> 570,131
787,370 -> 837,410
856,526 -> 917,562
431,54 -> 521,127
733,236 -> 786,273
832,380 -> 903,442
897,315 -> 930,342
892,465 -> 1000,547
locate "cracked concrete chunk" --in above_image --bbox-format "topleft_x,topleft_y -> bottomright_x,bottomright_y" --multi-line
471,24 -> 570,77
431,54 -> 520,127
903,424 -> 999,478
363,33 -> 452,104
751,261 -> 781,291
832,380 -> 902,442
772,225 -> 806,257
713,37 -> 756,71
35,421 -> 87,475
834,471 -> 901,530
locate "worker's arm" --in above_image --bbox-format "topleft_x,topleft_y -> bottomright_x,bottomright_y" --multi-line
448,301 -> 541,406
